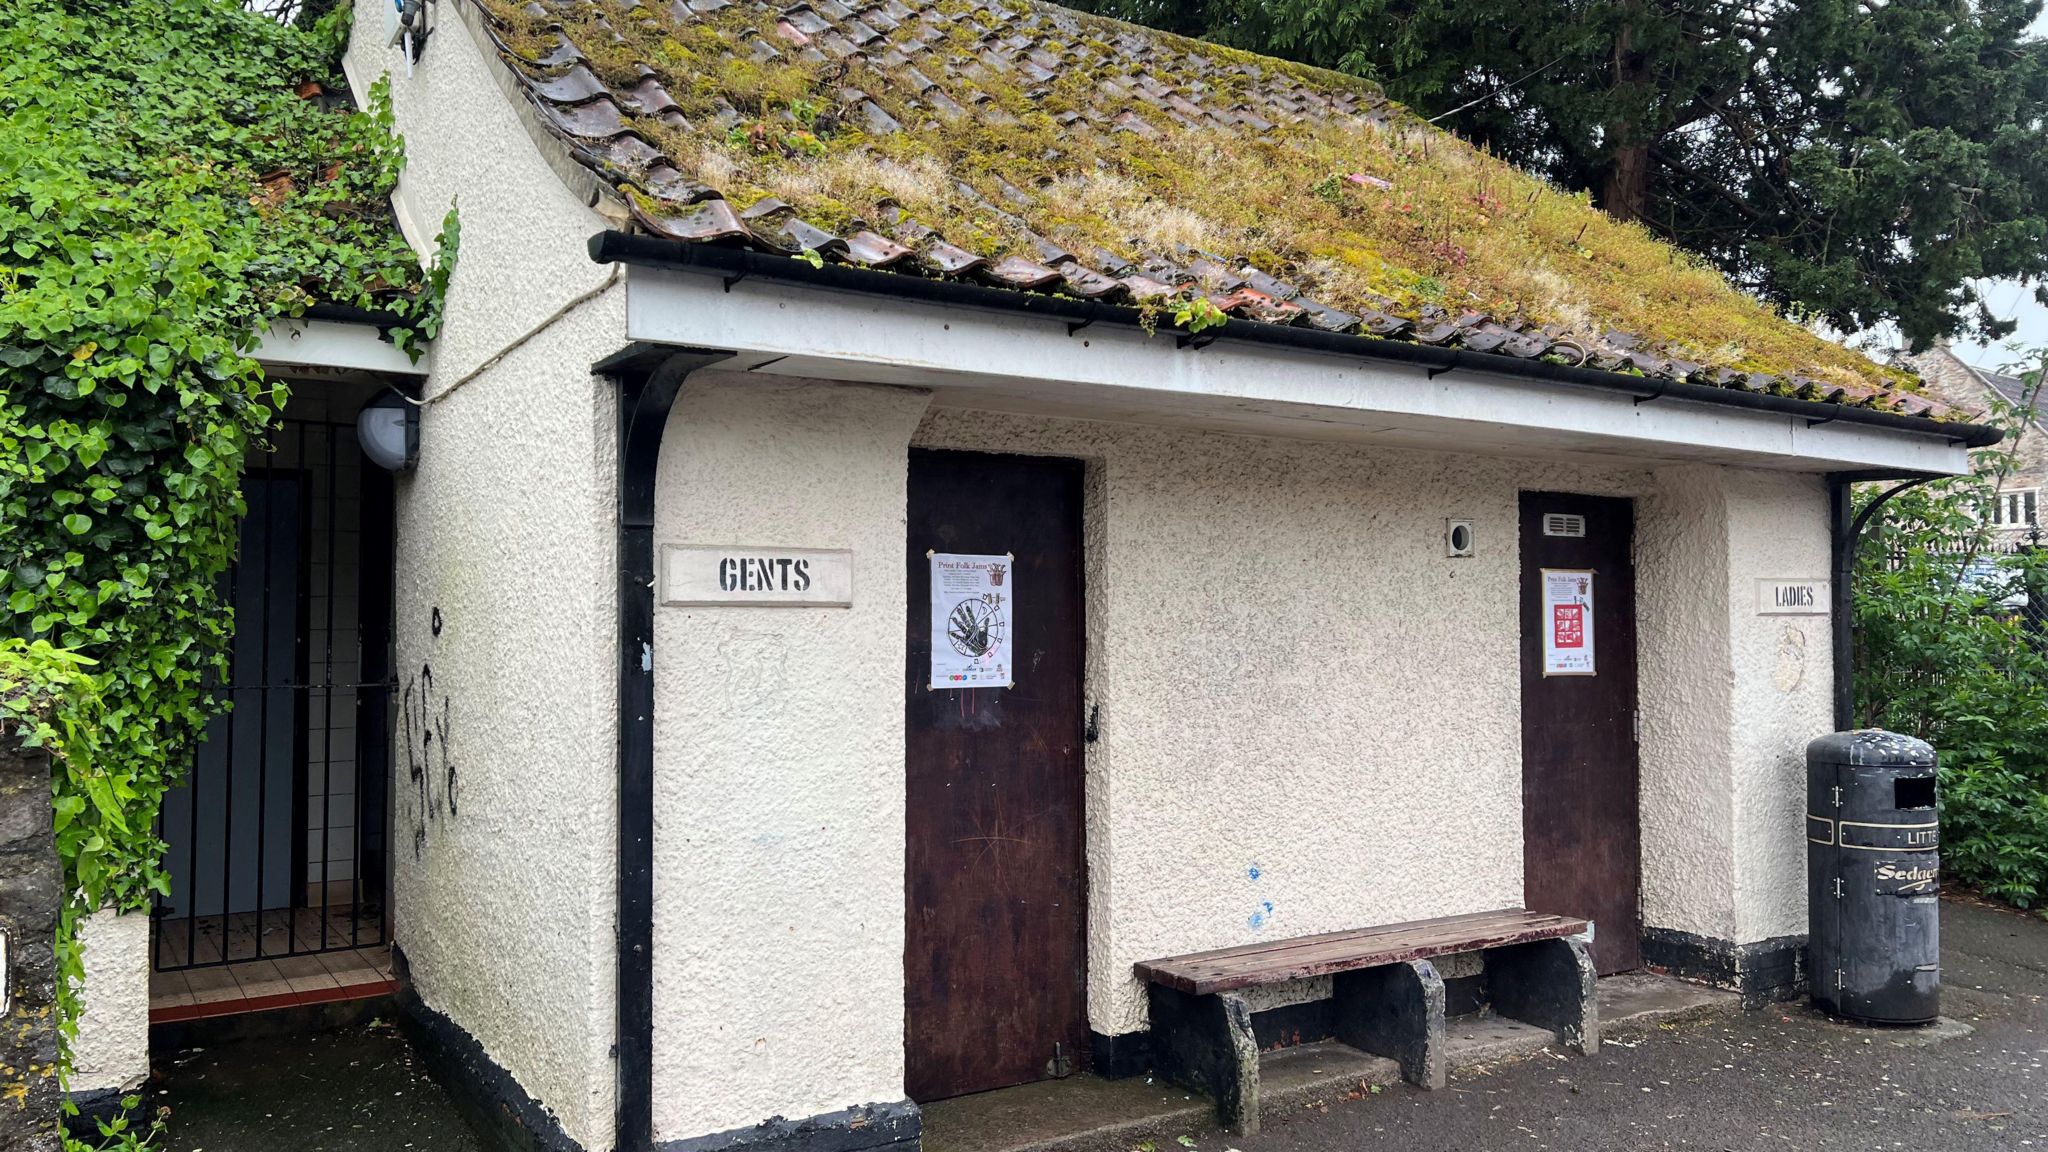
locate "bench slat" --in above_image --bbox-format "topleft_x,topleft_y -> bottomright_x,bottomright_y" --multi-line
1183,913 -> 1586,975
1138,909 -> 1538,970
1166,919 -> 1580,989
1135,909 -> 1588,996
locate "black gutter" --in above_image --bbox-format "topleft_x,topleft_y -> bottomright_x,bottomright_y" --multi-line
607,347 -> 732,1152
302,301 -> 411,331
588,230 -> 2005,451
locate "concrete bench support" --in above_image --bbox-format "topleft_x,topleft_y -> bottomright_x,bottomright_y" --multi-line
1146,984 -> 1261,1135
1135,910 -> 1597,1135
1333,958 -> 1448,1089
1485,934 -> 1600,1054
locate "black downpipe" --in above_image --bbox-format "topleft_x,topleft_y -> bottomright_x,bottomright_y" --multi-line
615,368 -> 672,1152
611,349 -> 727,1152
587,230 -> 2005,451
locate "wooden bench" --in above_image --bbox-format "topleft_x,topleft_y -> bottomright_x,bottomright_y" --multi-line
1134,909 -> 1597,1135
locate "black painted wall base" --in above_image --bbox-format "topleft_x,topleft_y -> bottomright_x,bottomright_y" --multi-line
1641,928 -> 1807,1008
63,1086 -> 129,1134
1090,1028 -> 1153,1079
389,945 -> 586,1152
656,1101 -> 921,1152
394,943 -> 919,1152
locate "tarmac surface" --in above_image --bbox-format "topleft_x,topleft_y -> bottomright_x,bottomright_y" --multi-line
151,896 -> 2045,1151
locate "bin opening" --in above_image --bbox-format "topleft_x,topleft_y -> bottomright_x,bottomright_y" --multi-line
1894,775 -> 1937,810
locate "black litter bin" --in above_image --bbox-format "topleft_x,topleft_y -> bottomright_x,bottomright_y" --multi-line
1807,729 -> 1940,1023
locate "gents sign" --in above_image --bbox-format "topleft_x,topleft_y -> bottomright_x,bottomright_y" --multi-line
1757,578 -> 1829,615
660,545 -> 853,607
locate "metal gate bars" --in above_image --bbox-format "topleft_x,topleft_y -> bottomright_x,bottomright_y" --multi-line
152,417 -> 394,972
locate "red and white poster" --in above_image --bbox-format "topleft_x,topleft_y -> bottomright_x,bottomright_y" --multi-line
1541,568 -> 1596,677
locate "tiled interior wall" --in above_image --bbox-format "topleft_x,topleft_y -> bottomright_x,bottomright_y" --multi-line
246,379 -> 379,917
266,417 -> 366,905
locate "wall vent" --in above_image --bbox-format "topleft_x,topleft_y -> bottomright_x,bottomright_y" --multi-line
1542,513 -> 1587,538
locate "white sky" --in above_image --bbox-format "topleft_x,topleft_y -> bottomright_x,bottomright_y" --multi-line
1948,280 -> 2048,375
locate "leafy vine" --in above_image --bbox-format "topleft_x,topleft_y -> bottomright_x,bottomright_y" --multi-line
0,0 -> 452,1139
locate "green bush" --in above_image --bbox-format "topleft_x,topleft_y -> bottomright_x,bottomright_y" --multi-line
1854,372 -> 2048,908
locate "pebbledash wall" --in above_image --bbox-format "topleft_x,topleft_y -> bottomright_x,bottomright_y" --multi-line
645,378 -> 1835,1142
68,908 -> 151,1111
346,3 -> 627,1149
649,375 -> 932,1144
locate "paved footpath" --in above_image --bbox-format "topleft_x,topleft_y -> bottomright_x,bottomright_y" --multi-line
1238,896 -> 2047,1152
154,896 -> 2044,1150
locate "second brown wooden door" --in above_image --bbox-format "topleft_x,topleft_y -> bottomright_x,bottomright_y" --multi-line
904,449 -> 1088,1101
1519,491 -> 1643,974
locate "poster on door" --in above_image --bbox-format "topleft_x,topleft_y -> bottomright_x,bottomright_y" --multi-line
1541,568 -> 1596,677
929,552 -> 1013,689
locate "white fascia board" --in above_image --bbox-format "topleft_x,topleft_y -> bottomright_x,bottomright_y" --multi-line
623,266 -> 1970,477
253,318 -> 429,378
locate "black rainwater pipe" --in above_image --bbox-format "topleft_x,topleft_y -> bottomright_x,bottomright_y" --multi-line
607,346 -> 731,1152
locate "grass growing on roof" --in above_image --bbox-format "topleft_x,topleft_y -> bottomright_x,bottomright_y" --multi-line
487,0 -> 1916,394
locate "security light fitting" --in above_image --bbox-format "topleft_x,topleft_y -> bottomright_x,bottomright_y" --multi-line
358,390 -> 419,473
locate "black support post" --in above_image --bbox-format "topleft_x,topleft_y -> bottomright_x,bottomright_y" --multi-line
1830,476 -> 1855,732
1831,475 -> 1937,732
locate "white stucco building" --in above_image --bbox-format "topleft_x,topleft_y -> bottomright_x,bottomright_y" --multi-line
75,1 -> 2000,1149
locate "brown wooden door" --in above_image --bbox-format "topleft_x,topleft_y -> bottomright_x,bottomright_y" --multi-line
905,449 -> 1088,1101
1519,492 -> 1642,974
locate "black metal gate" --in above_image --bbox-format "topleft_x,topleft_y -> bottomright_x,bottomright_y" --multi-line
152,417 -> 395,971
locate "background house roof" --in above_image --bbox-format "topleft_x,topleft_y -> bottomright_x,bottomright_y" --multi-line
478,0 -> 1958,420
1979,367 -> 2036,412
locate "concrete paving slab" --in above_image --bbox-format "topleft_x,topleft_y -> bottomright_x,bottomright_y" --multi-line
1442,1011 -> 1558,1066
920,1041 -> 1402,1152
918,1071 -> 1208,1152
1256,1041 -> 1401,1113
1598,971 -> 1739,1033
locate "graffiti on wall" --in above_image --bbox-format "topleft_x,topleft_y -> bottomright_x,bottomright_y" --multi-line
402,607 -> 458,858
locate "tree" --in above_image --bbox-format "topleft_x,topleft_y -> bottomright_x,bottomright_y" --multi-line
1853,358 -> 2048,908
1073,0 -> 2048,349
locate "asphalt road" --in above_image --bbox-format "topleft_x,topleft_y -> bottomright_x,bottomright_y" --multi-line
1239,896 -> 2048,1152
150,896 -> 2044,1151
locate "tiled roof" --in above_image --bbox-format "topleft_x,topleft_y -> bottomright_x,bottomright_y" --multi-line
474,0 -> 1961,420
1981,368 -> 2034,411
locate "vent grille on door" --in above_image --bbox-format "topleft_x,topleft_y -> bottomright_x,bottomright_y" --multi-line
1543,513 -> 1587,538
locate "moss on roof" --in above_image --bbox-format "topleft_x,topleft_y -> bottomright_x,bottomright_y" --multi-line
480,0 -> 1947,413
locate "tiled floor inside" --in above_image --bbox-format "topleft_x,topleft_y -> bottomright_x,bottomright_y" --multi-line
150,905 -> 394,1021
153,904 -> 385,968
